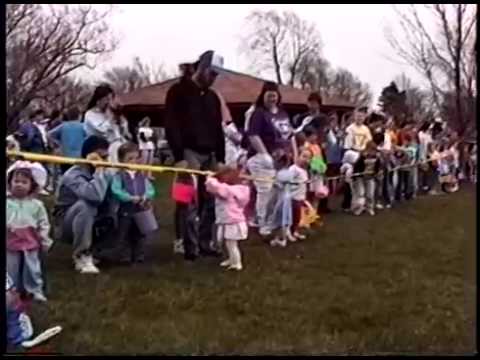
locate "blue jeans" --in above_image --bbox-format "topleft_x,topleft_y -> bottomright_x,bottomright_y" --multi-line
396,170 -> 414,200
7,249 -> 44,298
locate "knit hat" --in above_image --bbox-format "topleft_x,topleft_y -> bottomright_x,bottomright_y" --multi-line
7,161 -> 48,190
81,136 -> 110,158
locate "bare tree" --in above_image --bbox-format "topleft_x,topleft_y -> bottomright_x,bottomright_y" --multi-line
298,58 -> 372,107
32,76 -> 94,115
103,57 -> 168,94
327,68 -> 372,107
393,73 -> 435,122
6,4 -> 117,131
241,10 -> 322,85
385,4 -> 477,135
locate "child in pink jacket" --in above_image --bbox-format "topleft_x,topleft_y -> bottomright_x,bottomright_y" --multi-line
205,168 -> 250,271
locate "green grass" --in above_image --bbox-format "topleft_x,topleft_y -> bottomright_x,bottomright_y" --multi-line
25,178 -> 476,355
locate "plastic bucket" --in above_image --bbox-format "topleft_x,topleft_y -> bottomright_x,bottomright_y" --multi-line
133,208 -> 158,235
171,183 -> 196,204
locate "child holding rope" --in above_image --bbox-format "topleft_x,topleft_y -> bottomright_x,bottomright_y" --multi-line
111,142 -> 157,264
7,161 -> 52,303
205,167 -> 250,271
268,151 -> 296,247
303,126 -> 327,217
289,147 -> 313,240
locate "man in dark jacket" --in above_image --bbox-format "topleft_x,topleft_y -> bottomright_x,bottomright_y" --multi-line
165,50 -> 225,261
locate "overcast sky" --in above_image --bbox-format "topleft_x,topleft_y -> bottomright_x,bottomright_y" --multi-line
81,4 -> 425,104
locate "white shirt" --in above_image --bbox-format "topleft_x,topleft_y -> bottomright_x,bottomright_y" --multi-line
84,109 -> 116,143
35,122 -> 48,146
289,164 -> 309,201
224,122 -> 244,167
381,131 -> 392,152
244,105 -> 255,132
418,131 -> 432,162
137,127 -> 155,151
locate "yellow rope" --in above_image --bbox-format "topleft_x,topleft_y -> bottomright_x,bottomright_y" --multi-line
6,150 -> 447,184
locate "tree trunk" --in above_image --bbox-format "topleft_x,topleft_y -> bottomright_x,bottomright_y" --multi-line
272,41 -> 283,85
454,5 -> 464,137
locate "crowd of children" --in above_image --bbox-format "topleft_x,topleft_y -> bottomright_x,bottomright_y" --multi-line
5,101 -> 477,317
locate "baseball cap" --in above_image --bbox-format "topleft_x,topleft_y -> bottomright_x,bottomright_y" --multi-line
194,50 -> 225,75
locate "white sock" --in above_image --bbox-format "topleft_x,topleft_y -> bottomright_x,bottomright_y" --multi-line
225,239 -> 241,267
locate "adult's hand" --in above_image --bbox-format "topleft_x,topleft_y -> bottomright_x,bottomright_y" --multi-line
175,160 -> 189,169
215,162 -> 227,172
258,153 -> 274,168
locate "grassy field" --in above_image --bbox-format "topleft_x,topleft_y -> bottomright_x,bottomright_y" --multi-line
20,178 -> 477,355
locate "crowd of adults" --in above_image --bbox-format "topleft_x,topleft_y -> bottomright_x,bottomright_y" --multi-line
6,49 -> 477,274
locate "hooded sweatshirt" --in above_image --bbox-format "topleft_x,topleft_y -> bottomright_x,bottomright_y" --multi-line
165,77 -> 225,163
54,165 -> 113,214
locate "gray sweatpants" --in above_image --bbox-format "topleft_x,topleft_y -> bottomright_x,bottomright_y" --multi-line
62,200 -> 98,257
351,177 -> 376,212
246,154 -> 276,230
7,249 -> 44,297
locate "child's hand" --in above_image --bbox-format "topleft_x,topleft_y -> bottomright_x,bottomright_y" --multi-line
141,198 -> 152,209
86,152 -> 104,162
42,243 -> 52,254
131,195 -> 142,204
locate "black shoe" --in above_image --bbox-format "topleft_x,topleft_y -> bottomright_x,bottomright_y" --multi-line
184,253 -> 197,261
135,257 -> 145,264
199,249 -> 222,258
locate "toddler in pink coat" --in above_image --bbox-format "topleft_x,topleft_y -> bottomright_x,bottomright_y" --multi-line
205,168 -> 250,271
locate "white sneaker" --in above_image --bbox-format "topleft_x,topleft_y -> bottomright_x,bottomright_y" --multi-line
286,230 -> 297,242
227,263 -> 243,271
368,209 -> 375,216
270,238 -> 286,247
173,239 -> 185,254
385,204 -> 392,209
259,226 -> 272,237
73,255 -> 87,271
78,255 -> 100,274
293,231 -> 306,240
220,260 -> 231,267
375,204 -> 384,210
32,293 -> 48,303
248,219 -> 259,228
353,208 -> 363,216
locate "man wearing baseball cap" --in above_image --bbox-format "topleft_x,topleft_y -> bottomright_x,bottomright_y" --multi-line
165,50 -> 226,261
